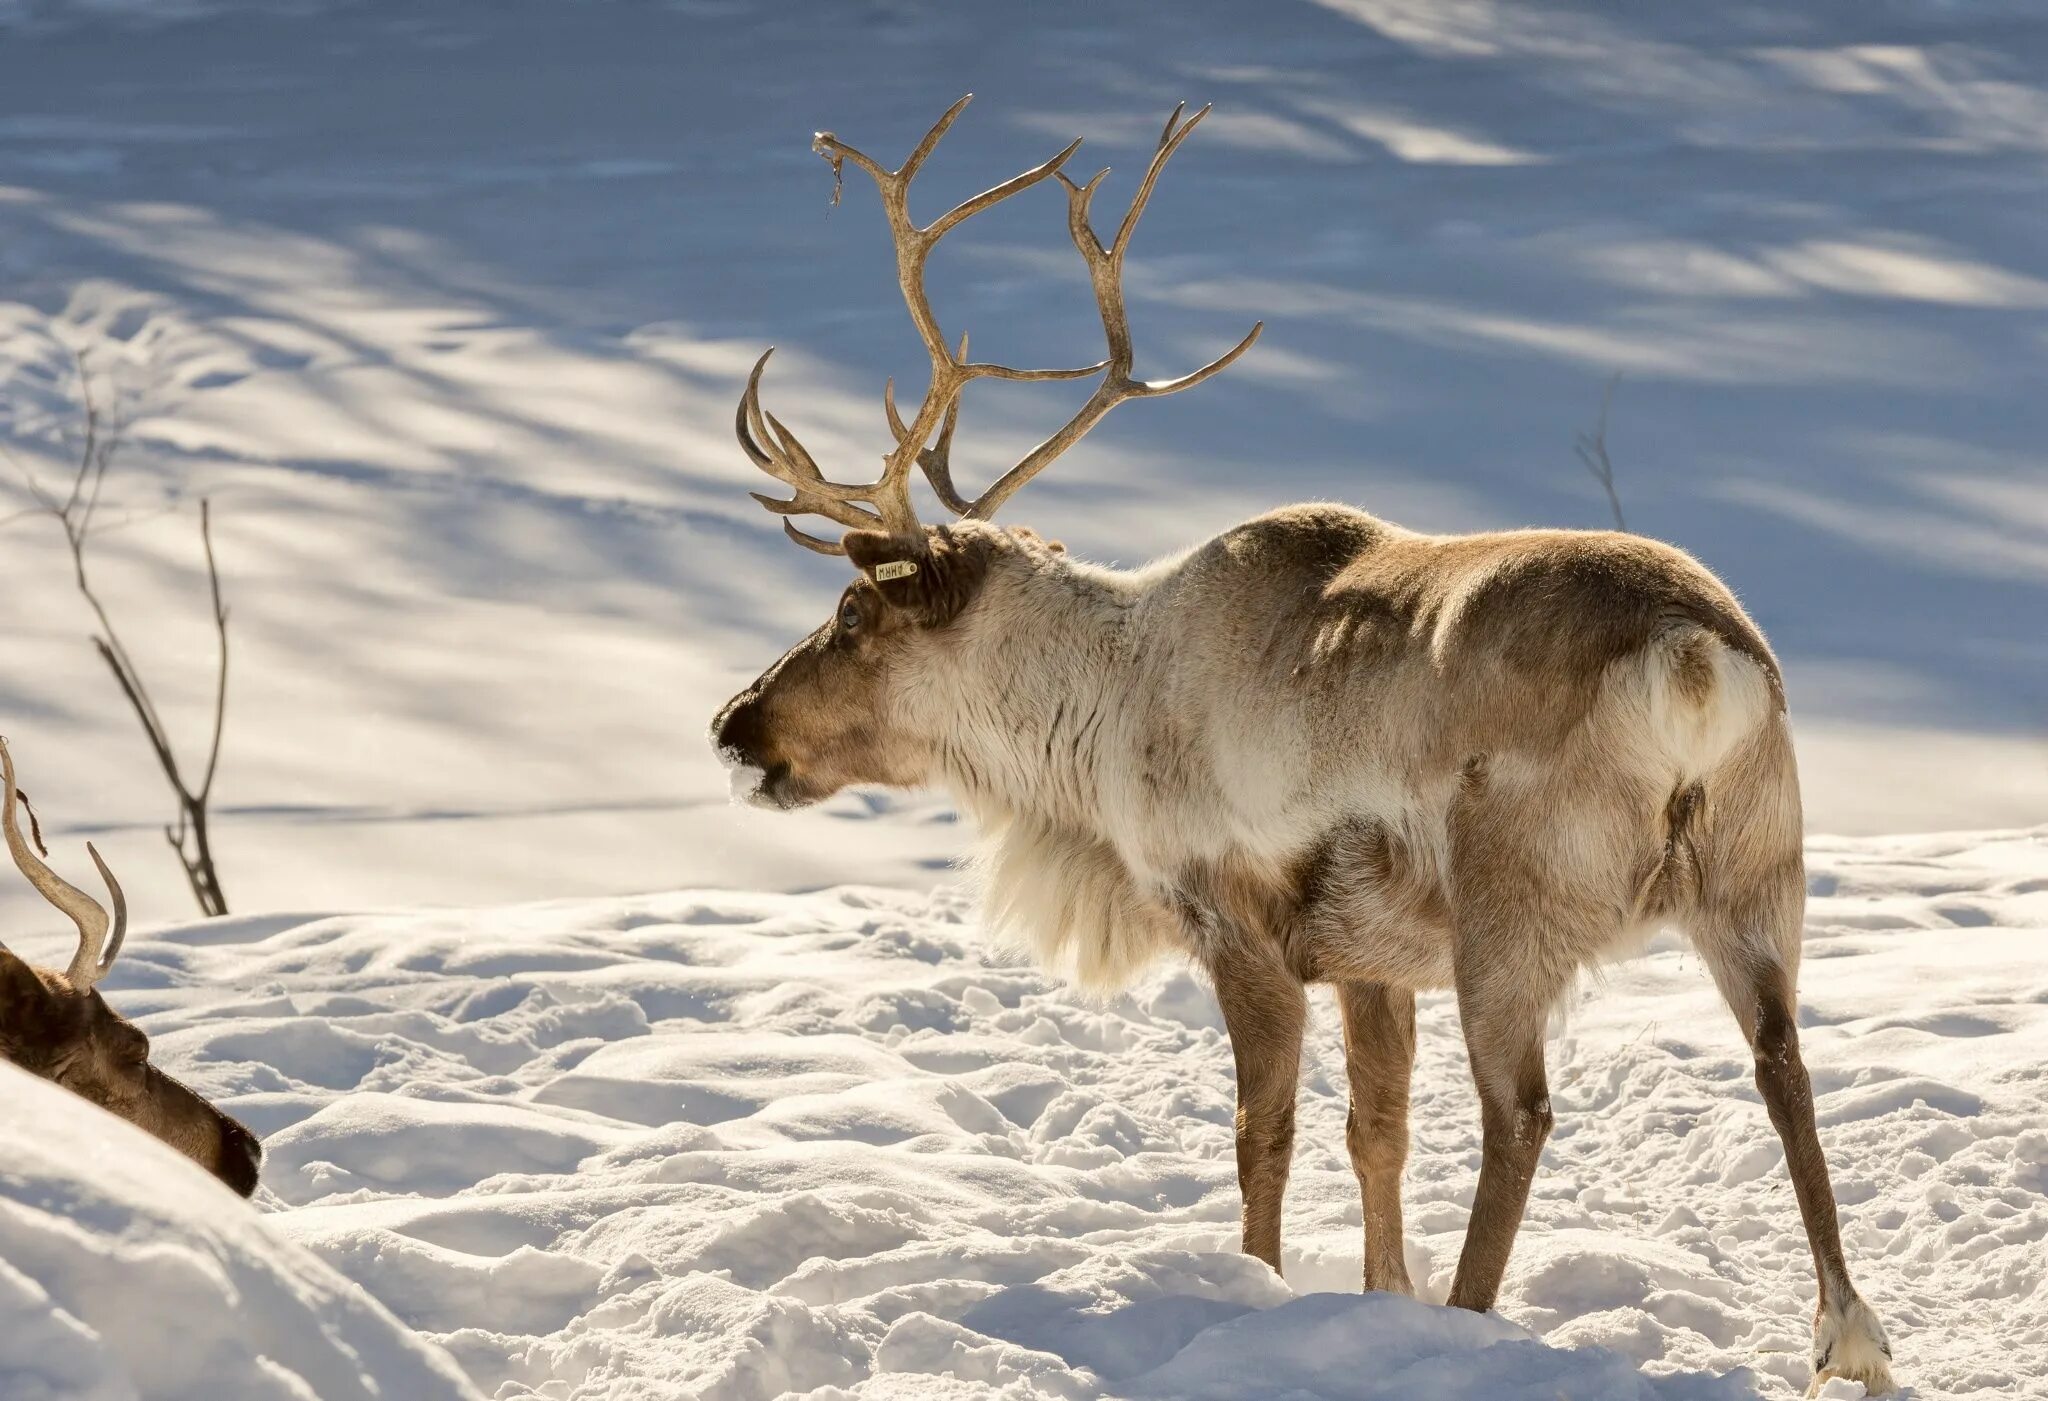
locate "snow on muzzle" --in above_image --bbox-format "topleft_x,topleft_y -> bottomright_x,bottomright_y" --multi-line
722,750 -> 775,809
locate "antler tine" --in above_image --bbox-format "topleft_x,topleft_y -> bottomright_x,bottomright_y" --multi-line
920,384 -> 970,515
83,842 -> 127,980
954,103 -> 1262,521
896,93 -> 974,185
780,517 -> 853,556
738,353 -> 830,488
888,334 -> 976,516
734,349 -> 892,556
0,737 -> 119,990
1114,102 -> 1202,259
884,375 -> 906,443
922,135 -> 1085,244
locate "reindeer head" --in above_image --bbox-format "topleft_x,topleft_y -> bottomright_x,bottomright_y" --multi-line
711,96 -> 1258,810
0,739 -> 261,1198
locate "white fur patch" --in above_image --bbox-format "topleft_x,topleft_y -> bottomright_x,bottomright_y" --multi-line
1811,1296 -> 1895,1397
1610,624 -> 1775,784
972,817 -> 1181,997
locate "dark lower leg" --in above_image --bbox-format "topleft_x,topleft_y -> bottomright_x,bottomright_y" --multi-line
1742,973 -> 1893,1390
1751,982 -> 1858,1312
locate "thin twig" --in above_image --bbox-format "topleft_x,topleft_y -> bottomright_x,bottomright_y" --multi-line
71,501 -> 180,539
196,499 -> 229,804
1574,372 -> 1626,531
62,342 -> 98,521
5,340 -> 233,915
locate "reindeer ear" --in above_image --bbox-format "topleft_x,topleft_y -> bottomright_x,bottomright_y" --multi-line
843,529 -> 919,577
843,527 -> 989,628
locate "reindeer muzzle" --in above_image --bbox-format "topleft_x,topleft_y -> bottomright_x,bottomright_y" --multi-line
216,1111 -> 263,1198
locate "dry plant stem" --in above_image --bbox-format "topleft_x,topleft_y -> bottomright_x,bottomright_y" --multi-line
737,95 -> 1262,553
1575,372 -> 1626,531
6,346 -> 233,916
95,503 -> 229,917
80,504 -> 231,917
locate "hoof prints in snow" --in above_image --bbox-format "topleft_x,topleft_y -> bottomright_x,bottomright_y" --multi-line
58,829 -> 2048,1398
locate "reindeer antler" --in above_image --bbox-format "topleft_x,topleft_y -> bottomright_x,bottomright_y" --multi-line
0,738 -> 127,990
738,96 -> 1261,554
922,103 -> 1263,520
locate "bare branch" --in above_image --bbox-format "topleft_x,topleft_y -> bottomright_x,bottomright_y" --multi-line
3,344 -> 234,916
61,341 -> 98,520
196,499 -> 230,804
94,638 -> 184,807
1574,372 -> 1626,532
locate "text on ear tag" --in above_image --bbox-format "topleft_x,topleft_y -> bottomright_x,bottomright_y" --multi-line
874,559 -> 919,582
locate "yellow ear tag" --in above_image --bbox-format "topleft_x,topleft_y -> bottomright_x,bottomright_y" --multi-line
873,559 -> 919,582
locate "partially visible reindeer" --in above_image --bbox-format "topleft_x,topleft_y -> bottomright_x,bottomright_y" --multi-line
708,97 -> 1894,1396
0,738 -> 261,1197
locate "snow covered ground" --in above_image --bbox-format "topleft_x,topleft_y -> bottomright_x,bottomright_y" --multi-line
0,1065 -> 478,1401
3,826 -> 2042,1400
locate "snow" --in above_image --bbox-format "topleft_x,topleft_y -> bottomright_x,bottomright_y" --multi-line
1,1 -> 2045,1398
0,1063 -> 479,1401
0,827 -> 2040,1398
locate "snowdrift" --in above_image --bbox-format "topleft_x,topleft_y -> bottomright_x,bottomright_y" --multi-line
4,829 -> 2042,1398
0,1063 -> 479,1401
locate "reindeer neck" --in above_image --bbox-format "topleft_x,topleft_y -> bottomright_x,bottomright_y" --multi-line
912,554 -> 1147,833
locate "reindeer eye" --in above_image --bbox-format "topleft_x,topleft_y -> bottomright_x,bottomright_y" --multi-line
839,599 -> 862,632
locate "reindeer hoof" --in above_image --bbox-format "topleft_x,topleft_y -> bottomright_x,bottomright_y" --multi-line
1806,1296 -> 1895,1397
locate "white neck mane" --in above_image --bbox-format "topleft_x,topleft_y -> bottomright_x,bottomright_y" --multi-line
900,554 -> 1188,994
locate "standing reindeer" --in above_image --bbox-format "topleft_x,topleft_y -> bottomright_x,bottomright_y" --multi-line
709,97 -> 1894,1396
0,738 -> 261,1197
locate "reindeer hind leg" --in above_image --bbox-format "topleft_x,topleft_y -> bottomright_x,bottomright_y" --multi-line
1688,733 -> 1894,1396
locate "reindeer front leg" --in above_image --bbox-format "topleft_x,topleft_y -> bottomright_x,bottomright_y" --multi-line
1208,943 -> 1308,1275
1338,979 -> 1417,1294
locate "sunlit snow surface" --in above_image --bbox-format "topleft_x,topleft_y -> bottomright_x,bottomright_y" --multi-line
4,829 -> 2041,1399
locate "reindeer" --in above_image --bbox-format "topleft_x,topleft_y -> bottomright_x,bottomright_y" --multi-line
708,97 -> 1894,1397
0,738 -> 261,1197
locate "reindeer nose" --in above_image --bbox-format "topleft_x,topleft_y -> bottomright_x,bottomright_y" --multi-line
218,1115 -> 262,1198
712,692 -> 766,766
